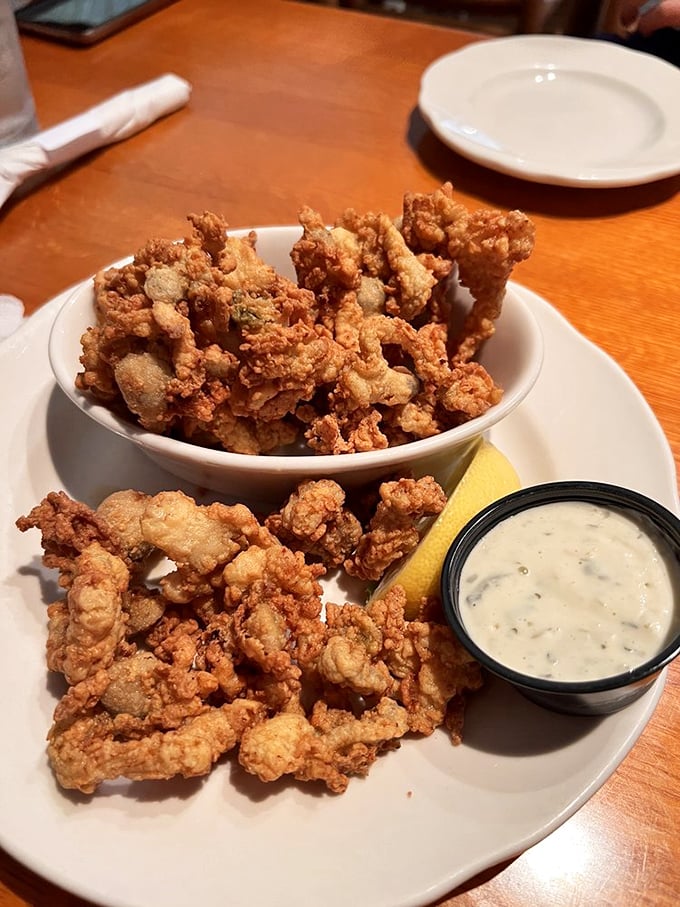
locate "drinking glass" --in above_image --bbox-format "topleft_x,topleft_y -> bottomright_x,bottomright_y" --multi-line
0,0 -> 38,147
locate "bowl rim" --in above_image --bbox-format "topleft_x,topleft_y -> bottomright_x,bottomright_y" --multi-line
47,226 -> 545,475
441,480 -> 680,695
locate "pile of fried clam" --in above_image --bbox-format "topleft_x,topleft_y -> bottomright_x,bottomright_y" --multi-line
17,475 -> 484,794
76,183 -> 535,455
20,184 -> 535,796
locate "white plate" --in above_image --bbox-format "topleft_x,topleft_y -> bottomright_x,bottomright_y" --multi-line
1,271 -> 678,907
419,35 -> 680,187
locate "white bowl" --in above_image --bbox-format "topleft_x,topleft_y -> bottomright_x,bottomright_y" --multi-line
48,226 -> 544,505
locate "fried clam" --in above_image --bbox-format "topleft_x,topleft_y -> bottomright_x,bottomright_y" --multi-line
237,696 -> 409,794
400,182 -> 535,362
74,185 -> 533,455
344,476 -> 447,581
77,211 -> 331,454
18,477 -> 483,795
48,701 -> 266,794
264,478 -> 362,567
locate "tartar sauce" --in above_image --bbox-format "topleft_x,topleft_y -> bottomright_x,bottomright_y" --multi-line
459,501 -> 679,682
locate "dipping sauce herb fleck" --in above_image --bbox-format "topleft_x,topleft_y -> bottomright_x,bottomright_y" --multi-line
459,501 -> 679,681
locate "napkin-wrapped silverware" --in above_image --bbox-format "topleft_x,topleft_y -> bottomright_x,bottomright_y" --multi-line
0,73 -> 191,210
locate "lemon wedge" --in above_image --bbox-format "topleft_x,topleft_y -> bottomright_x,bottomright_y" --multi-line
369,438 -> 520,617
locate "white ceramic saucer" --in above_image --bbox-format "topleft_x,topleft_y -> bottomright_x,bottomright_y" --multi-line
419,35 -> 680,187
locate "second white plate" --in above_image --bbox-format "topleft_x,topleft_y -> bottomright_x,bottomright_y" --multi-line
419,35 -> 680,187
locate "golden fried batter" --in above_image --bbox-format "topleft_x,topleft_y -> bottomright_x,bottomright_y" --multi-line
264,479 -> 362,567
18,480 -> 483,795
238,697 -> 409,793
57,543 -> 130,686
400,182 -> 535,362
75,186 -> 534,455
49,701 -> 265,794
345,476 -> 447,581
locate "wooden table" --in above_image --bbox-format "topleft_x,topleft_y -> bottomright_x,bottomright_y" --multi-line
2,1 -> 679,905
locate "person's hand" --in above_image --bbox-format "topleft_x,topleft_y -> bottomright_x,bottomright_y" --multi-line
618,0 -> 680,36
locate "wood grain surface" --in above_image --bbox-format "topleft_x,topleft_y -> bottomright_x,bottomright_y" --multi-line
1,2 -> 679,905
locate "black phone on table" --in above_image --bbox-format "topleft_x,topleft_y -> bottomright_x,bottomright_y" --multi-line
15,0 -> 178,46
